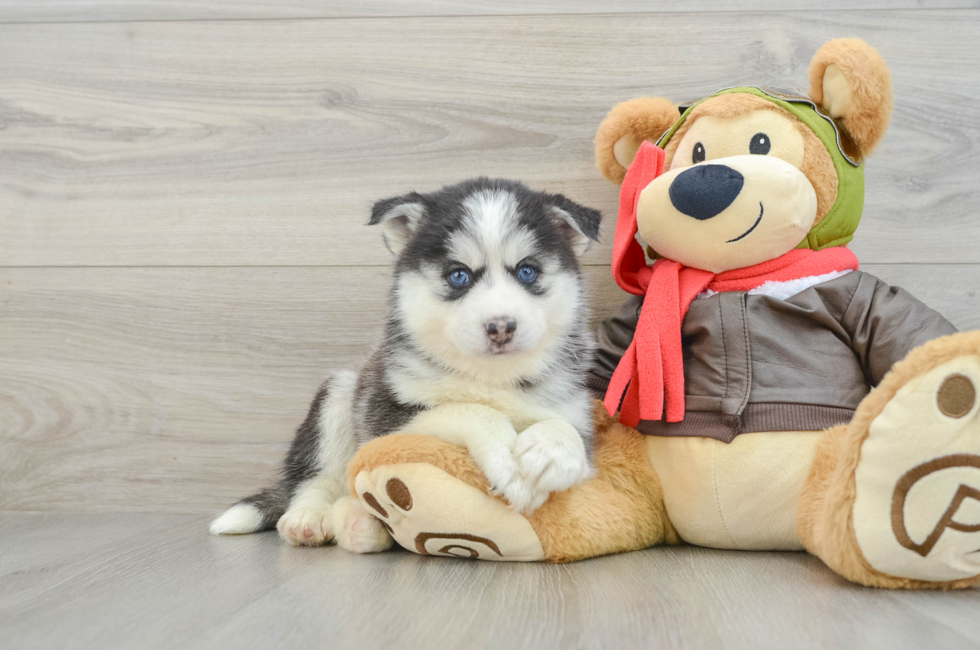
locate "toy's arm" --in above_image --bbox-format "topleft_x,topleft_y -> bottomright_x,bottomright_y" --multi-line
402,404 -> 543,513
588,295 -> 643,399
401,404 -> 592,514
842,273 -> 957,386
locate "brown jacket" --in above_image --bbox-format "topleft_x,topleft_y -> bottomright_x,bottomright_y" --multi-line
587,271 -> 956,442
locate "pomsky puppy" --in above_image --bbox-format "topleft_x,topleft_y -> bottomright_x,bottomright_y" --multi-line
210,177 -> 602,553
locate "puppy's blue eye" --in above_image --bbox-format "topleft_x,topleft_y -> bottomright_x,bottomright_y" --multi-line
447,269 -> 470,287
517,265 -> 537,284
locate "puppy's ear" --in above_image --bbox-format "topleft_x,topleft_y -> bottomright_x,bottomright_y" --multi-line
808,38 -> 893,158
369,192 -> 426,255
595,97 -> 680,184
546,194 -> 601,257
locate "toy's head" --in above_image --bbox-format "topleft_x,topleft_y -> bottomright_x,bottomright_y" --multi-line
595,38 -> 892,273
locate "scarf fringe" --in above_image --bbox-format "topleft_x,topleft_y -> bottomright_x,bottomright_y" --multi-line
604,141 -> 860,425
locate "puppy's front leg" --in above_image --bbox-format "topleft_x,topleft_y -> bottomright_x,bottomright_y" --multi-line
515,418 -> 593,512
404,404 -> 536,513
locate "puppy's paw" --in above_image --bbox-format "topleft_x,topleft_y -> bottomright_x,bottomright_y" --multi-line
515,421 -> 592,510
473,445 -> 538,514
332,496 -> 394,554
276,505 -> 335,546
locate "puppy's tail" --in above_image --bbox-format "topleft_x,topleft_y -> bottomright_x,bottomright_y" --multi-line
209,485 -> 288,536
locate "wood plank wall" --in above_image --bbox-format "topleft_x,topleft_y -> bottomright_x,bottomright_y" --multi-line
2,2 -> 978,514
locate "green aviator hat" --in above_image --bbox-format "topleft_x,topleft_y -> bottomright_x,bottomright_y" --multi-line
655,86 -> 865,251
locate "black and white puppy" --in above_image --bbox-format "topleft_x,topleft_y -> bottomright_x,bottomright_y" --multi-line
210,178 -> 601,552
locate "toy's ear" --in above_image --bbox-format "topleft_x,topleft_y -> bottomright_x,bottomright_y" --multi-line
808,38 -> 893,158
544,194 -> 602,256
369,192 -> 426,255
595,97 -> 680,184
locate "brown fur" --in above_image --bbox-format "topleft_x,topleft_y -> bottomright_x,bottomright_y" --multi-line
347,401 -> 677,563
658,94 -> 779,166
348,433 -> 496,499
350,335 -> 980,585
595,97 -> 678,183
528,403 -> 678,562
808,38 -> 893,158
594,39 -> 891,219
798,124 -> 839,227
352,40 -> 958,580
798,331 -> 980,589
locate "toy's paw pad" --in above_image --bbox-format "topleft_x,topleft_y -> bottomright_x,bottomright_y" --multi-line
277,505 -> 334,546
515,422 -> 593,513
853,353 -> 980,582
332,496 -> 394,554
354,463 -> 544,562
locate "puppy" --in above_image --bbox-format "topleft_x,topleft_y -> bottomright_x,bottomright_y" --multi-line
210,178 -> 601,552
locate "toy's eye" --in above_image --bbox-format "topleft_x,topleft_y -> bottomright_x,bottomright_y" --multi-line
750,133 -> 771,155
447,268 -> 470,287
692,142 -> 706,164
516,265 -> 537,284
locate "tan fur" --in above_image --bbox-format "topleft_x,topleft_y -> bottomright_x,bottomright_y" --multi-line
594,39 -> 893,214
351,335 -> 980,585
348,401 -> 677,562
348,40 -> 959,586
348,432 -> 495,499
798,331 -> 980,589
662,94 -> 839,225
808,38 -> 893,158
660,94 -> 785,166
528,403 -> 678,562
797,124 -> 838,226
595,97 -> 678,183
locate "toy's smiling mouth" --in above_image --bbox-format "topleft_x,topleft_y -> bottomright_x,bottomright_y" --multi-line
726,202 -> 764,243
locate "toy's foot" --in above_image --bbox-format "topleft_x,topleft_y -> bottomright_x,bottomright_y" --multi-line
353,463 -> 545,561
852,349 -> 980,582
277,504 -> 334,546
332,496 -> 395,554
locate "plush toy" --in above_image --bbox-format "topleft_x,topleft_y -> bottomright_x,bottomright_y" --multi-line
346,38 -> 980,589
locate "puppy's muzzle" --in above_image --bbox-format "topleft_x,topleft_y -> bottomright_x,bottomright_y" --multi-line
485,317 -> 517,345
669,164 -> 744,220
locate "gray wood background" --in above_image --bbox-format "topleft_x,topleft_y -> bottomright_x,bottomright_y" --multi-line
2,1 -> 979,515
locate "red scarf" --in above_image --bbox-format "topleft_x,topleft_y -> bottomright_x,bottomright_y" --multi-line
604,142 -> 859,427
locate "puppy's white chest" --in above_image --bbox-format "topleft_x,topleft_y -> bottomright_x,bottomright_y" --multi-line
394,373 -> 549,431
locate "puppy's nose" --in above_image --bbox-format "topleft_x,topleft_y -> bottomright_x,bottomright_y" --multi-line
669,164 -> 744,220
485,317 -> 517,344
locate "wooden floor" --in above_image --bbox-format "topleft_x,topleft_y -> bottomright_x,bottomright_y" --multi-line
2,1 -> 980,647
1,512 -> 978,650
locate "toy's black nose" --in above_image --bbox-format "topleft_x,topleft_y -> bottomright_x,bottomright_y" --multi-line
669,164 -> 744,220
